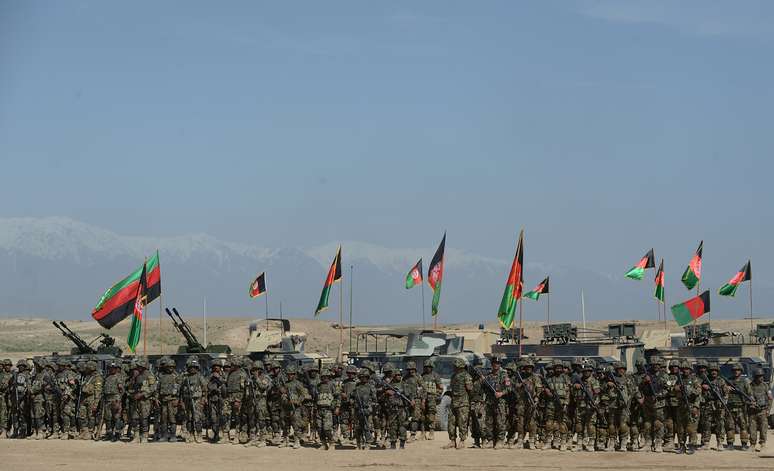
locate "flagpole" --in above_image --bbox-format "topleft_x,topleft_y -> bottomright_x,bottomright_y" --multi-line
339,276 -> 344,360
349,265 -> 354,356
546,292 -> 550,327
749,262 -> 753,332
518,297 -> 524,357
265,286 -> 269,332
143,257 -> 147,356
420,278 -> 426,329
203,296 -> 207,347
159,273 -> 163,355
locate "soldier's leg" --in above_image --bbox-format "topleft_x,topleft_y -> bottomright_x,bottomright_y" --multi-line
426,398 -> 437,439
526,406 -> 538,447
458,404 -> 469,447
652,407 -> 665,452
738,409 -> 750,447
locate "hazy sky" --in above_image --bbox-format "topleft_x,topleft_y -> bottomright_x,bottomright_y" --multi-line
2,1 -> 773,302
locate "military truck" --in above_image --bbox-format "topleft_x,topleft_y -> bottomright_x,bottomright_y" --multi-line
245,318 -> 324,367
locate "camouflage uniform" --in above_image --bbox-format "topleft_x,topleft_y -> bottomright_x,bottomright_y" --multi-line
55,359 -> 80,439
748,369 -> 772,451
542,361 -> 571,450
267,361 -> 286,442
484,356 -> 511,448
0,359 -> 13,438
101,361 -> 125,441
445,358 -> 472,449
352,370 -> 377,449
224,358 -> 248,444
420,362 -> 442,439
401,361 -> 424,441
513,360 -> 542,448
246,360 -> 273,446
627,359 -> 647,450
28,360 -> 48,439
468,367 -> 489,447
77,361 -> 103,440
382,364 -> 408,449
155,357 -> 179,442
127,358 -> 156,443
725,363 -> 753,449
673,362 -> 701,453
338,366 -> 358,444
697,363 -> 728,450
571,364 -> 600,451
606,362 -> 640,452
303,364 -> 321,444
179,357 -> 208,443
280,365 -> 311,449
315,369 -> 340,450
663,360 -> 681,450
11,360 -> 32,438
206,362 -> 227,443
640,358 -> 669,452
594,366 -> 613,451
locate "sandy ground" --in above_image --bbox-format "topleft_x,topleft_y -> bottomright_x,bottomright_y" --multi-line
1,434 -> 773,471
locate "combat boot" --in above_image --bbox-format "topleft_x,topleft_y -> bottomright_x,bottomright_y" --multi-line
685,444 -> 695,455
420,431 -> 427,440
131,432 -> 140,443
278,436 -> 289,448
605,441 -> 616,452
654,442 -> 663,453
428,430 -> 434,440
228,429 -> 237,444
456,439 -> 465,449
619,437 -> 628,452
676,445 -> 685,454
400,439 -> 405,449
473,438 -> 481,448
715,438 -> 723,451
559,439 -> 568,451
442,439 -> 456,449
322,441 -> 329,450
239,430 -> 249,444
410,432 -> 416,442
505,438 -> 513,449
524,439 -> 532,450
292,437 -> 300,449
390,441 -> 396,449
742,442 -> 750,451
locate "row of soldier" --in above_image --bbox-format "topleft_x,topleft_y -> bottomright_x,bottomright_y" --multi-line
445,355 -> 772,453
1,355 -> 771,452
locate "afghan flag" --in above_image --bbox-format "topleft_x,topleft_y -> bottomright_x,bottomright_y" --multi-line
315,246 -> 342,316
523,276 -> 548,301
405,259 -> 423,289
498,230 -> 523,328
126,262 -> 147,353
427,234 -> 445,316
718,261 -> 751,297
681,241 -> 703,290
654,259 -> 665,303
671,290 -> 710,327
249,272 -> 267,298
92,252 -> 161,329
625,249 -> 655,280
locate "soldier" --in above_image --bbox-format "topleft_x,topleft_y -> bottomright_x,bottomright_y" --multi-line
503,361 -> 520,448
382,363 -> 409,449
224,357 -> 248,444
724,363 -> 753,450
484,355 -> 511,449
101,361 -> 125,442
444,358 -> 472,450
610,361 -> 640,452
280,365 -> 311,449
267,360 -> 286,444
401,361 -> 423,442
207,359 -> 227,443
352,368 -> 377,450
572,363 -> 600,452
338,365 -> 359,445
674,361 -> 700,454
593,365 -> 612,451
153,357 -> 179,442
468,364 -> 489,448
27,359 -> 47,440
56,358 -> 79,440
127,358 -> 156,443
697,361 -> 727,451
11,359 -> 32,438
0,359 -> 13,438
748,368 -> 772,452
315,368 -> 340,450
628,358 -> 647,451
514,359 -> 541,449
542,360 -> 571,451
303,364 -> 321,444
663,359 -> 681,451
77,361 -> 103,440
641,357 -> 669,453
179,357 -> 207,443
420,359 -> 442,439
245,360 -> 272,447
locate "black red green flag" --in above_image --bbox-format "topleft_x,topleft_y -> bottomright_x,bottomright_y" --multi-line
524,276 -> 549,301
405,259 -> 423,289
315,246 -> 342,316
671,290 -> 710,327
92,252 -> 161,329
718,261 -> 751,297
249,272 -> 267,298
681,241 -> 703,290
654,259 -> 665,303
126,262 -> 147,353
427,234 -> 445,316
625,249 -> 655,280
498,230 -> 524,328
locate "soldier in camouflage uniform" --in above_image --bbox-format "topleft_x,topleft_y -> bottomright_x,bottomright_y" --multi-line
606,362 -> 640,452
11,360 -> 32,438
27,359 -> 48,440
0,359 -> 12,438
302,364 -> 321,444
628,358 -> 647,451
725,363 -> 753,450
77,361 -> 103,440
542,360 -> 571,451
484,355 -> 511,449
503,361 -> 520,447
673,360 -> 700,454
338,365 -> 358,444
663,359 -> 681,451
640,357 -> 669,453
56,358 -> 80,440
352,369 -> 377,449
101,361 -> 125,442
444,358 -> 472,450
748,368 -> 772,452
179,357 -> 207,443
401,361 -> 423,442
207,360 -> 227,443
514,359 -> 542,449
155,357 -> 179,442
420,360 -> 442,440
468,364 -> 488,448
696,361 -> 727,451
127,358 -> 156,443
315,368 -> 340,450
223,357 -> 248,444
267,360 -> 286,444
571,363 -> 600,452
593,365 -> 612,451
280,365 -> 311,449
245,360 -> 272,447
382,363 -> 409,449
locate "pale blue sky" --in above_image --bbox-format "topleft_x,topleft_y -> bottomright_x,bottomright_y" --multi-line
1,1 -> 773,316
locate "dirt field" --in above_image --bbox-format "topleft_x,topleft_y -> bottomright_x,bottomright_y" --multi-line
1,435 -> 772,471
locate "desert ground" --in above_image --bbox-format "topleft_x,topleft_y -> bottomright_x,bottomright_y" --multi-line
0,435 -> 772,471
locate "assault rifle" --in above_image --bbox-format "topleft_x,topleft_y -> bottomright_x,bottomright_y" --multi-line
467,365 -> 498,398
513,369 -> 536,408
181,376 -> 198,441
574,378 -> 602,417
700,373 -> 731,417
375,377 -> 413,406
721,376 -> 755,405
538,368 -> 563,408
675,373 -> 693,410
605,371 -> 627,405
354,391 -> 373,444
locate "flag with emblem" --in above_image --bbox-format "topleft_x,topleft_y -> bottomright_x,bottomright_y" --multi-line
315,246 -> 342,316
654,259 -> 665,303
625,249 -> 655,280
249,272 -> 267,298
427,234 -> 446,316
126,262 -> 147,353
681,241 -> 703,290
718,261 -> 751,297
671,290 -> 710,327
498,230 -> 524,328
92,252 -> 161,329
523,276 -> 549,301
405,259 -> 423,289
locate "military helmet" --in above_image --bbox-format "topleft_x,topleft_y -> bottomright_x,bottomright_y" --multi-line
346,365 -> 358,374
307,363 -> 320,372
651,357 -> 665,367
405,361 -> 417,370
635,357 -> 646,366
613,361 -> 625,370
382,362 -> 395,373
668,359 -> 680,368
680,360 -> 692,369
252,360 -> 264,371
135,357 -> 148,369
582,363 -> 593,371
16,359 -> 28,369
491,354 -> 504,364
454,358 -> 466,368
242,359 -> 254,370
358,368 -> 370,377
520,358 -> 534,368
423,358 -> 435,368
752,368 -> 764,377
85,361 -> 98,372
731,362 -> 743,371
286,365 -> 298,375
57,358 -> 69,367
552,360 -> 563,368
695,359 -> 708,368
708,362 -> 720,371
504,361 -> 517,371
562,360 -> 571,369
320,368 -> 332,378
108,360 -> 119,369
186,357 -> 200,369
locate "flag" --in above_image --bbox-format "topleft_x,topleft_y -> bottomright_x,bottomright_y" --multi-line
92,252 -> 161,329
718,261 -> 751,297
625,249 -> 655,280
249,272 -> 267,298
671,290 -> 710,327
523,276 -> 549,301
427,234 -> 446,316
681,241 -> 703,290
405,259 -> 423,289
654,259 -> 665,303
498,230 -> 524,328
315,246 -> 342,315
126,262 -> 147,353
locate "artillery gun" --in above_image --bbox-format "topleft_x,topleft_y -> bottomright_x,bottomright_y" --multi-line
165,307 -> 231,355
53,321 -> 123,357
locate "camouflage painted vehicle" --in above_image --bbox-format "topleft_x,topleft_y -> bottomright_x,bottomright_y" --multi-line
245,318 -> 326,368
